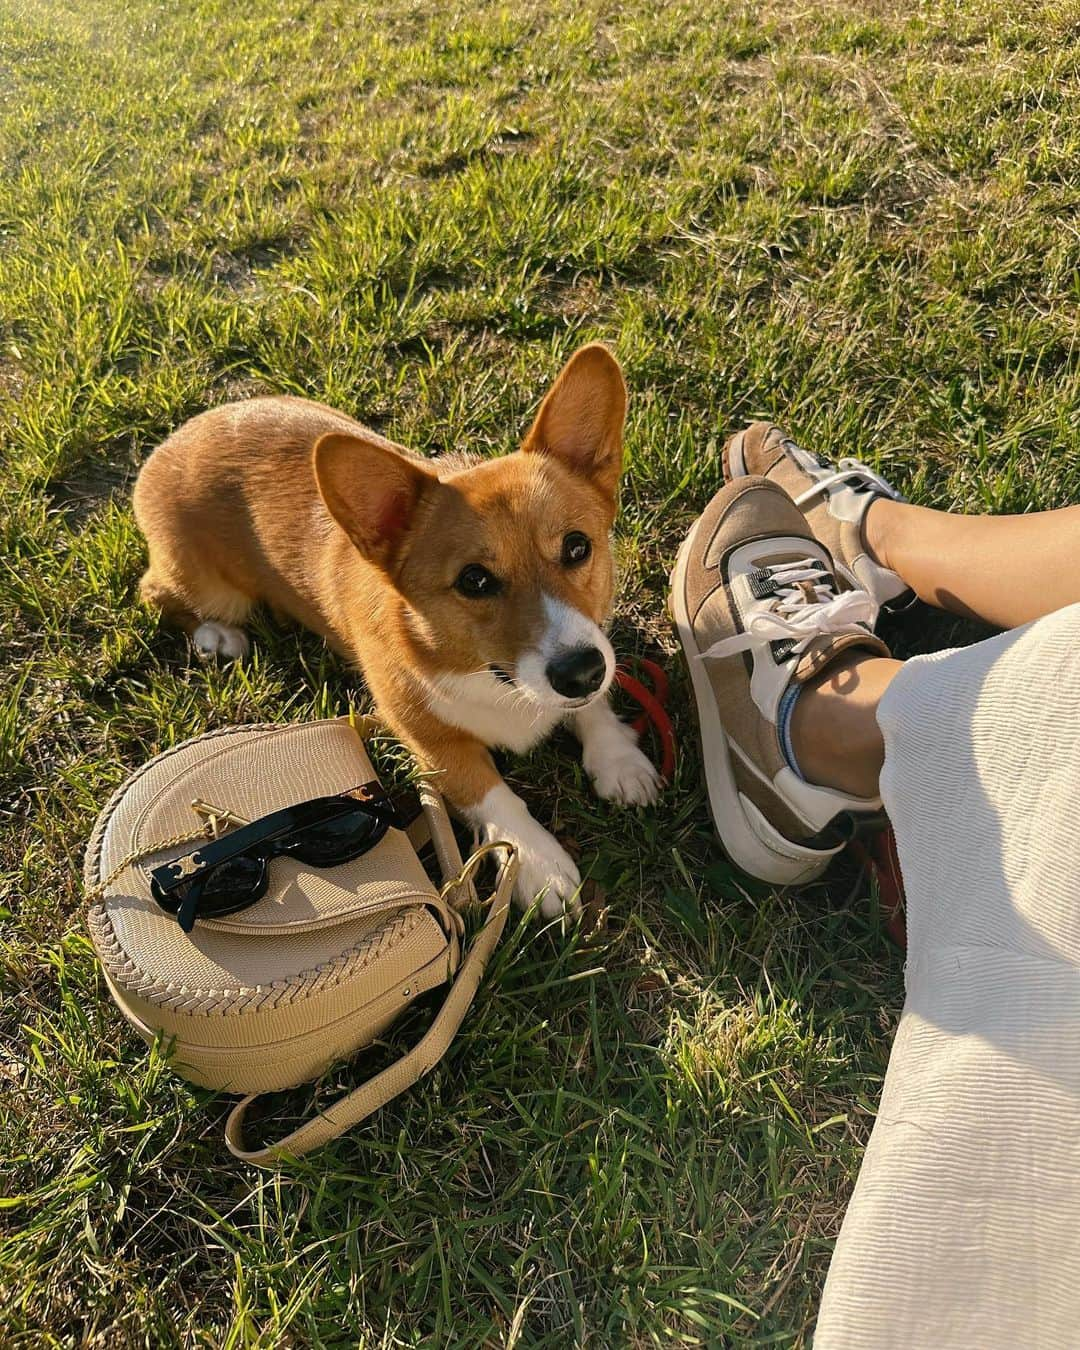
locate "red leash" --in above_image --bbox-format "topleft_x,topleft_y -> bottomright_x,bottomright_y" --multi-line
614,658 -> 676,783
849,825 -> 907,949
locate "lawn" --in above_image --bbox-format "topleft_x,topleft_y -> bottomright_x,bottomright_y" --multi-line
2,0 -> 1079,1343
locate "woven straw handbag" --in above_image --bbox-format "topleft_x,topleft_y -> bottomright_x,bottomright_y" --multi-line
84,716 -> 516,1165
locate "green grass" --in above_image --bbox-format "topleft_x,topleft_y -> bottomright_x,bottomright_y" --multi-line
2,0 -> 1079,1342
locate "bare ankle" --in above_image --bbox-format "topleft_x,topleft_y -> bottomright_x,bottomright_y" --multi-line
788,654 -> 900,799
861,496 -> 900,573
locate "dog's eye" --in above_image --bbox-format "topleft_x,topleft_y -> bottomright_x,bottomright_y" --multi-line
454,564 -> 502,598
561,532 -> 592,567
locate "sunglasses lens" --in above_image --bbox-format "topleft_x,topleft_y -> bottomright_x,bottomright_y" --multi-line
284,806 -> 386,866
197,854 -> 267,906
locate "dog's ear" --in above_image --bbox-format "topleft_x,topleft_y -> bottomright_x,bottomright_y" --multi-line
522,343 -> 627,498
313,431 -> 436,569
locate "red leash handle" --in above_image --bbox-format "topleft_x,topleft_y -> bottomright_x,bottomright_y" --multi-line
614,658 -> 676,784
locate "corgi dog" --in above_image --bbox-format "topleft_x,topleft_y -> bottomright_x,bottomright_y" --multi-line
132,344 -> 660,915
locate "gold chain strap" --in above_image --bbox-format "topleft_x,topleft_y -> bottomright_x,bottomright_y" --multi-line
85,825 -> 214,904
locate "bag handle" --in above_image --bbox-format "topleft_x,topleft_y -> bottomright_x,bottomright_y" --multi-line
223,837 -> 517,1165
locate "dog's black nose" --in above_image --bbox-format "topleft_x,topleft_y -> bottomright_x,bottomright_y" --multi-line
546,646 -> 607,700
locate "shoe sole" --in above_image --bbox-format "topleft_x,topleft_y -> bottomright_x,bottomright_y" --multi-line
723,428 -> 748,480
669,522 -> 834,887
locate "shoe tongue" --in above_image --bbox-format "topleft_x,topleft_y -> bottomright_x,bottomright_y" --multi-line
792,630 -> 890,684
792,579 -> 820,605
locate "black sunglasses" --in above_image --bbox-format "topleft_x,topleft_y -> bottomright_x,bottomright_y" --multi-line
149,782 -> 420,933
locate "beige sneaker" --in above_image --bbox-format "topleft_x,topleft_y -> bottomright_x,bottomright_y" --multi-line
670,476 -> 889,886
723,422 -> 912,610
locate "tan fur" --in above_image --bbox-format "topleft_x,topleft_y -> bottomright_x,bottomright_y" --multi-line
132,345 -> 627,821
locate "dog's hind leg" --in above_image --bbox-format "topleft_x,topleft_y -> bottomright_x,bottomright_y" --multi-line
139,551 -> 253,661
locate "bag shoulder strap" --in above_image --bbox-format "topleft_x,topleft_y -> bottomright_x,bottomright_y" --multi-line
223,765 -> 516,1165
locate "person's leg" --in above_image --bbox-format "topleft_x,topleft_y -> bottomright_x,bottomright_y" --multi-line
814,602 -> 1080,1350
722,420 -> 1080,629
864,499 -> 1080,629
791,501 -> 1080,799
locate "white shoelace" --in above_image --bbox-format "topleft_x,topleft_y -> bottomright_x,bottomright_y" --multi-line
793,457 -> 902,509
700,560 -> 879,661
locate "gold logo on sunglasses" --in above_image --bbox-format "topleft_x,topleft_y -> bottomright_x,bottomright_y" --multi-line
169,851 -> 204,878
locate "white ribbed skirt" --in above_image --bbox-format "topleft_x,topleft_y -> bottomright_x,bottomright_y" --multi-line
816,604 -> 1080,1349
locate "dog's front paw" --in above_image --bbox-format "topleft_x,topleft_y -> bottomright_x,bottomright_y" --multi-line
468,786 -> 581,920
192,621 -> 250,662
584,719 -> 662,807
509,833 -> 582,919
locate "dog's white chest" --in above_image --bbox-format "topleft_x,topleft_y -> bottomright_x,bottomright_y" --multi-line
423,672 -> 564,752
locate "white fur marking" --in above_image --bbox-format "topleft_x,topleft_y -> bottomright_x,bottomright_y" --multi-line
464,785 -> 581,918
192,621 -> 250,662
515,594 -> 615,707
573,698 -> 662,807
424,670 -> 564,753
